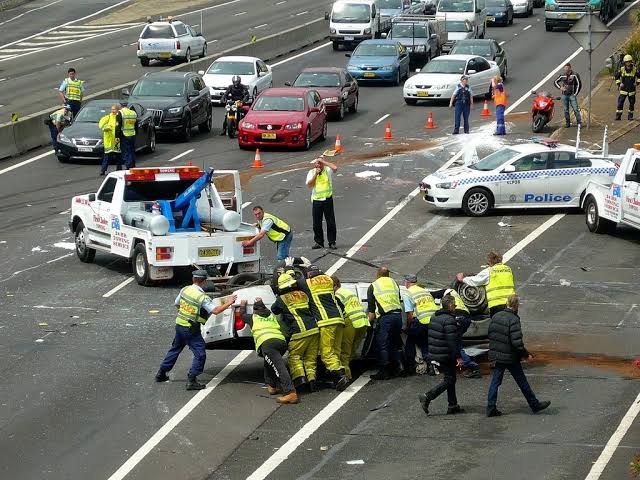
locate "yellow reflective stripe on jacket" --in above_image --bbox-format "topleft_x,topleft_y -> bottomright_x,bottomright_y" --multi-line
372,277 -> 401,314
448,289 -> 470,314
486,263 -> 515,309
335,287 -> 369,329
408,284 -> 438,324
65,79 -> 83,101
252,313 -> 285,351
279,290 -> 319,339
260,213 -> 290,242
307,274 -> 344,327
98,114 -> 120,153
175,284 -> 208,327
311,168 -> 333,201
120,107 -> 137,137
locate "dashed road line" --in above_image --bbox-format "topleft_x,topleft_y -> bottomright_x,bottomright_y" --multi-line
234,11 -> 247,16
167,149 -> 195,163
523,24 -> 532,31
102,277 -> 135,298
296,10 -> 309,15
64,57 -> 84,64
499,41 -> 505,45
276,0 -> 287,4
373,113 -> 390,125
253,23 -> 269,29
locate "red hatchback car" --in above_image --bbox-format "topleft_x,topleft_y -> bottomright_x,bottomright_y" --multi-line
238,87 -> 328,150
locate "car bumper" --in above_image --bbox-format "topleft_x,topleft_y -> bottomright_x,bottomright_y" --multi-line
137,49 -> 187,59
348,69 -> 397,82
420,184 -> 463,208
154,116 -> 185,133
545,11 -> 584,26
322,102 -> 342,112
238,128 -> 307,148
56,143 -> 104,161
486,14 -> 509,23
209,88 -> 227,103
403,85 -> 455,100
330,34 -> 372,43
512,4 -> 528,13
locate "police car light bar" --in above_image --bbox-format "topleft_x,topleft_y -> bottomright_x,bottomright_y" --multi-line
530,137 -> 558,148
125,166 -> 204,181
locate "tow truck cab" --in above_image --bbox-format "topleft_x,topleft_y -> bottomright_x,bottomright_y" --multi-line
544,0 -> 620,31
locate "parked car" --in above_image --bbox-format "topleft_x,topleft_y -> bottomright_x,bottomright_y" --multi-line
346,39 -> 411,85
511,0 -> 533,16
123,71 -> 212,141
440,19 -> 476,53
56,100 -> 156,163
238,87 -> 328,150
449,39 -> 508,79
285,67 -> 359,120
198,55 -> 273,104
136,19 -> 207,66
484,0 -> 514,25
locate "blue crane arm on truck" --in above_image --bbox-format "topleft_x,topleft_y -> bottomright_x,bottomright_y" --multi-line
158,168 -> 214,232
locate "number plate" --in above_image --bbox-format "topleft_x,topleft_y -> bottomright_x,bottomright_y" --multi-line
198,247 -> 221,257
158,52 -> 172,59
344,36 -> 354,41
487,16 -> 495,21
363,72 -> 376,78
261,132 -> 277,139
567,12 -> 579,19
238,262 -> 258,273
417,91 -> 429,97
77,146 -> 93,152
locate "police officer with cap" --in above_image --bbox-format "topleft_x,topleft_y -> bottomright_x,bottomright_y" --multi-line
156,270 -> 237,390
449,75 -> 474,134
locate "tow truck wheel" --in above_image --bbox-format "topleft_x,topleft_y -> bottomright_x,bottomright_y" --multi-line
133,243 -> 151,285
585,198 -> 615,234
462,188 -> 492,216
332,41 -> 339,51
228,273 -> 261,286
140,57 -> 149,67
75,221 -> 95,263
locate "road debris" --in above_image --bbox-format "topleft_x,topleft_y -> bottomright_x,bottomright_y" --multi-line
346,460 -> 365,465
369,402 -> 390,412
320,446 -> 329,451
497,221 -> 512,227
559,279 -> 571,286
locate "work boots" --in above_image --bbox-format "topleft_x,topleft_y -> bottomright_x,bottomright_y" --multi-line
155,370 -> 169,382
186,375 -> 206,391
293,375 -> 309,390
267,385 -> 281,395
616,112 -> 622,121
276,391 -> 299,404
447,405 -> 465,415
335,369 -> 349,392
308,380 -> 318,393
532,400 -> 551,413
629,112 -> 634,120
370,366 -> 392,381
418,393 -> 431,415
462,367 -> 482,379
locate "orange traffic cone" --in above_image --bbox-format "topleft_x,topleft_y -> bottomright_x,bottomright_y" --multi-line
383,121 -> 393,140
334,134 -> 344,153
481,100 -> 491,117
252,149 -> 263,168
425,112 -> 436,129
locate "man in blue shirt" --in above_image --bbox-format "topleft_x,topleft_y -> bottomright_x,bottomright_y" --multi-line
58,67 -> 86,118
449,75 -> 474,134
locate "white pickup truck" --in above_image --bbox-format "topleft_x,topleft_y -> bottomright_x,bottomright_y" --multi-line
137,19 -> 207,66
583,144 -> 640,234
69,166 -> 261,286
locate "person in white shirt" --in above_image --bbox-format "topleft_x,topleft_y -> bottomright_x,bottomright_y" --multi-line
306,157 -> 338,250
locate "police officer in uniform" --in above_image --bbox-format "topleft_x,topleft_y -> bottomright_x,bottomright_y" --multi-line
118,103 -> 138,168
221,75 -> 250,135
449,75 -> 474,134
98,104 -> 123,176
243,206 -> 293,261
402,274 -> 437,376
47,104 -> 73,152
306,157 -> 338,250
615,55 -> 640,121
58,67 -> 85,118
156,270 -> 237,390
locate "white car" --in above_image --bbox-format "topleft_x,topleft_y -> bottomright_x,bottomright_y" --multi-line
511,0 -> 533,16
419,141 -> 619,216
403,54 -> 499,104
199,56 -> 273,104
137,19 -> 207,66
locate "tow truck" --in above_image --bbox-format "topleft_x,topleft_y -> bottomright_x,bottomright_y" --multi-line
69,166 -> 261,286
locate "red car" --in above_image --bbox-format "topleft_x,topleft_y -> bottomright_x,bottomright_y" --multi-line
285,67 -> 359,121
238,87 -> 328,150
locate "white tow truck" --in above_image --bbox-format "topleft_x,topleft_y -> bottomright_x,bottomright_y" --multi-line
583,144 -> 640,234
69,166 -> 261,286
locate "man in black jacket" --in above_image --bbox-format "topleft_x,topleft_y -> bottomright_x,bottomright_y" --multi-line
418,295 -> 464,415
554,63 -> 582,128
486,294 -> 550,417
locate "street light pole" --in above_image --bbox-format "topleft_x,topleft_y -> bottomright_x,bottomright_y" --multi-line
587,9 -> 593,129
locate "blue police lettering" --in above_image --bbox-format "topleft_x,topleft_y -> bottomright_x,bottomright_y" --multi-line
524,193 -> 572,203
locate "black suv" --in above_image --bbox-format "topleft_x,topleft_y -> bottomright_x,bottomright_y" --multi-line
123,71 -> 212,141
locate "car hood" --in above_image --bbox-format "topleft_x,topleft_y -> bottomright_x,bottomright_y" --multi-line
202,73 -> 256,88
63,121 -> 101,139
395,37 -> 429,45
244,110 -> 306,124
406,72 -> 460,86
297,86 -> 341,98
349,56 -> 397,67
422,166 -> 486,183
126,96 -> 185,110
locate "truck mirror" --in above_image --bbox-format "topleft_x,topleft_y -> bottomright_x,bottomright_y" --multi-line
88,193 -> 96,202
381,32 -> 387,39
625,173 -> 639,183
431,33 -> 438,40
122,88 -> 130,97
325,11 -> 329,20
198,70 -> 205,75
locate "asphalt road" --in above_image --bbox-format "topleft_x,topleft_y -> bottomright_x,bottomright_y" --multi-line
1,3 -> 640,480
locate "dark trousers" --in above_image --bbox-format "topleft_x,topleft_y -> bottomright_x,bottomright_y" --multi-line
453,102 -> 470,134
101,152 -> 123,174
376,312 -> 403,368
617,93 -> 636,113
312,196 -> 337,246
121,136 -> 136,168
425,360 -> 458,407
404,321 -> 429,368
456,314 -> 478,369
159,324 -> 206,377
67,100 -> 81,118
487,361 -> 540,413
260,338 -> 294,393
48,124 -> 59,149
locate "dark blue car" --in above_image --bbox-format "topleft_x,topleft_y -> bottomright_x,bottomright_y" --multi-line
346,39 -> 411,85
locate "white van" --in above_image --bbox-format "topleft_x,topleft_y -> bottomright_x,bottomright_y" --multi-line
326,0 -> 393,50
436,0 -> 487,39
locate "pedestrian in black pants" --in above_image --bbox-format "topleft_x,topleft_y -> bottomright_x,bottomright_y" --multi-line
418,295 -> 464,415
486,294 -> 550,417
306,157 -> 338,250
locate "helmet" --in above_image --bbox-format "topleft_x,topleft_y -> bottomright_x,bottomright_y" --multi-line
624,54 -> 633,63
278,271 -> 296,291
232,75 -> 241,86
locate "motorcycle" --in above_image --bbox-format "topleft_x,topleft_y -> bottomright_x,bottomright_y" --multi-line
224,99 -> 244,139
531,90 -> 559,133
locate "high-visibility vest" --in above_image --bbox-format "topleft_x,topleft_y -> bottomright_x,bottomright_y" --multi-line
306,274 -> 344,327
175,284 -> 209,327
335,287 -> 369,329
98,113 -> 120,154
49,108 -> 70,125
372,277 -> 401,315
251,313 -> 285,351
446,289 -> 470,314
259,213 -> 290,242
493,87 -> 507,107
407,284 -> 438,324
311,167 -> 333,201
65,78 -> 84,101
617,66 -> 639,95
120,107 -> 137,137
486,263 -> 516,309
279,290 -> 319,340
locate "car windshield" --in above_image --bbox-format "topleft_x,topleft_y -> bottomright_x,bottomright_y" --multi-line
140,25 -> 175,39
470,148 -> 520,171
74,105 -> 111,123
206,61 -> 255,75
331,3 -> 371,22
376,0 -> 403,9
451,44 -> 491,56
438,0 -> 474,12
124,180 -> 196,202
445,20 -> 473,32
253,95 -> 305,112
391,24 -> 428,38
420,59 -> 466,74
294,72 -> 341,87
131,79 -> 185,97
353,43 -> 397,56
485,0 -> 507,5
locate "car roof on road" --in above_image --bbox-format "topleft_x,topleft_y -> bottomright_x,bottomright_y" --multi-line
141,71 -> 197,80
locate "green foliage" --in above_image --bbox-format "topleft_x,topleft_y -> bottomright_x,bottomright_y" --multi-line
630,453 -> 640,477
625,29 -> 640,70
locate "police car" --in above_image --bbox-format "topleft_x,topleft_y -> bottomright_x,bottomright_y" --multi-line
419,140 -> 618,216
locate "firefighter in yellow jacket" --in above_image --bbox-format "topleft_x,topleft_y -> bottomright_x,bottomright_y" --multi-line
98,104 -> 123,176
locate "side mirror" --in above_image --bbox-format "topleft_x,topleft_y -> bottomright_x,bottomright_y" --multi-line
325,11 -> 330,20
197,32 -> 203,37
309,107 -> 320,113
476,7 -> 481,12
284,81 -> 292,86
502,165 -> 516,173
531,90 -> 537,95
88,193 -> 96,201
431,33 -> 437,40
188,90 -> 199,98
343,82 -> 351,88
121,88 -> 130,97
345,53 -> 351,57
625,173 -> 639,182
381,32 -> 387,38
467,69 -> 477,74
198,70 -> 205,75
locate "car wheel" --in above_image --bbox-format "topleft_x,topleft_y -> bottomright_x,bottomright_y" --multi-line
145,128 -> 156,153
348,95 -> 358,113
133,243 -> 151,285
228,273 -> 261,286
304,126 -> 311,150
75,221 -> 96,263
252,87 -> 258,100
462,188 -> 492,216
185,48 -> 191,63
199,108 -> 212,133
585,197 -> 616,233
456,282 -> 488,315
57,154 -> 70,163
393,69 -> 401,86
140,57 -> 150,67
336,101 -> 345,120
545,22 -> 553,31
201,42 -> 207,58
180,115 -> 192,142
503,61 -> 508,80
332,41 -> 340,51
320,119 -> 328,141
404,98 -> 418,105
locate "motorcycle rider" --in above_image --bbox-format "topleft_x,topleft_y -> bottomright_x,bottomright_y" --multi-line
221,75 -> 250,136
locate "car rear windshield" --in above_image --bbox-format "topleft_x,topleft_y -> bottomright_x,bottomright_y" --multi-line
294,73 -> 341,87
253,96 -> 305,112
331,3 -> 371,23
470,148 -> 520,171
131,78 -> 185,97
206,61 -> 255,75
451,44 -> 491,56
391,24 -> 428,38
124,179 -> 196,202
140,25 -> 175,39
375,0 -> 403,9
439,0 -> 474,12
445,20 -> 473,32
75,105 -> 111,123
353,43 -> 397,56
420,59 -> 466,74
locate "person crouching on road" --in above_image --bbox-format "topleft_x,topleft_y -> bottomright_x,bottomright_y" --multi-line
306,156 -> 338,250
449,75 -> 473,135
492,76 -> 507,135
487,294 -> 550,417
98,104 -> 123,176
240,297 -> 299,404
401,274 -> 436,376
118,102 -> 138,169
242,206 -> 293,261
47,104 -> 73,153
156,270 -> 237,391
443,288 -> 481,379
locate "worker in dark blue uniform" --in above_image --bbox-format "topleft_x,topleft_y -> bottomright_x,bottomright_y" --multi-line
449,75 -> 474,134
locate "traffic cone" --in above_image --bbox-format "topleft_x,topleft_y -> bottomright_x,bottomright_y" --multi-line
425,112 -> 436,129
334,134 -> 344,153
481,100 -> 491,117
252,149 -> 263,168
383,121 -> 393,140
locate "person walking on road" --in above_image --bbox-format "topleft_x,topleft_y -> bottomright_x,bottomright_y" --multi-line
487,294 -> 550,417
156,270 -> 237,391
554,63 -> 582,127
98,104 -> 123,176
118,103 -> 138,168
58,67 -> 85,118
418,295 -> 464,415
242,206 -> 293,261
306,156 -> 338,250
492,75 -> 507,135
449,75 -> 473,135
47,104 -> 73,153
402,274 -> 436,376
614,55 -> 640,121
444,288 -> 481,379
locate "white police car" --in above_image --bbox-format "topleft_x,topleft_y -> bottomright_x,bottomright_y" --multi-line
420,140 -> 618,216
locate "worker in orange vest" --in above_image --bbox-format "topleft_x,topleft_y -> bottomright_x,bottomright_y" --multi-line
492,76 -> 507,136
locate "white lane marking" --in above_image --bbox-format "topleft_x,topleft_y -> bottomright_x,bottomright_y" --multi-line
64,23 -> 143,29
0,0 -> 65,27
234,11 -> 247,15
107,350 -> 252,480
373,113 -> 390,125
0,47 -> 40,52
47,253 -> 73,263
269,41 -> 331,68
499,41 -> 505,45
0,56 -> 14,60
523,25 -> 532,31
0,78 -> 6,81
502,214 -> 565,263
241,201 -> 252,209
246,374 -> 370,480
1,253 -> 73,282
58,208 -> 71,215
253,23 -> 269,29
584,391 -> 640,480
18,40 -> 75,46
167,148 -> 195,162
263,166 -> 308,178
296,10 -> 309,15
0,150 -> 53,176
51,31 -> 103,37
276,0 -> 287,4
64,57 -> 84,64
513,33 -> 518,36
102,277 -> 135,298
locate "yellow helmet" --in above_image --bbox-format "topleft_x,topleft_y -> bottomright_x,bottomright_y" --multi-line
278,271 -> 296,291
624,54 -> 633,63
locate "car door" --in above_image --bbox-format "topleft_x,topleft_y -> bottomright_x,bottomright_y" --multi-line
498,152 -> 554,206
544,150 -> 589,206
188,25 -> 204,53
491,41 -> 503,72
397,43 -> 409,76
307,91 -> 319,138
622,157 -> 640,226
186,77 -> 202,123
91,177 -> 118,245
342,71 -> 357,107
256,60 -> 272,92
196,76 -> 210,121
468,57 -> 492,94
173,23 -> 190,50
131,103 -> 146,150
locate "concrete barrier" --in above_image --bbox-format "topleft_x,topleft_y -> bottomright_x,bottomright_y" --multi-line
0,17 -> 328,161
